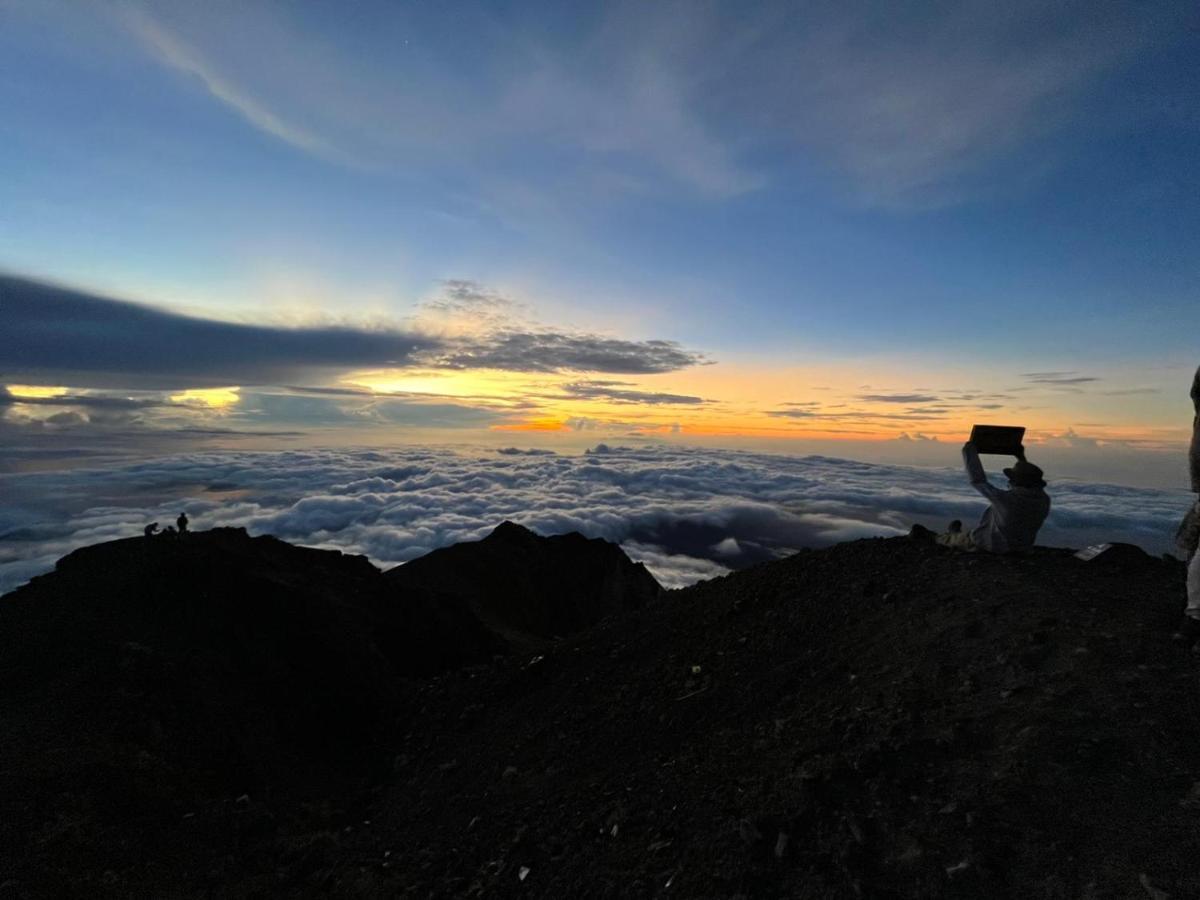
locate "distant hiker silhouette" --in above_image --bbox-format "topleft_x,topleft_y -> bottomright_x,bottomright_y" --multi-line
177,512 -> 189,533
1172,364 -> 1200,647
911,441 -> 1050,553
143,523 -> 159,537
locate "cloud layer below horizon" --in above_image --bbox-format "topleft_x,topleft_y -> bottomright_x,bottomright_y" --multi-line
1,444 -> 1190,596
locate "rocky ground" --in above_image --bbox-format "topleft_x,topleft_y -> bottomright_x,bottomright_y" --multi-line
1,530 -> 1198,898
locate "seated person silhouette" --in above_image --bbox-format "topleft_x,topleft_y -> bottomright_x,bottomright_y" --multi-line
913,442 -> 1051,553
177,511 -> 189,533
143,522 -> 159,537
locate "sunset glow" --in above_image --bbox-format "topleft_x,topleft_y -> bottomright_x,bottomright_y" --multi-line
6,384 -> 69,399
2,8 -> 1198,893
169,387 -> 241,409
0,1 -> 1196,487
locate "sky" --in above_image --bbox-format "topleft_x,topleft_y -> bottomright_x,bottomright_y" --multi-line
1,2 -> 1199,585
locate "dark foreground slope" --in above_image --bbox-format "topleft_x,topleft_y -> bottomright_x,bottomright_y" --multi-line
364,540 -> 1200,899
1,532 -> 1198,898
0,524 -> 659,898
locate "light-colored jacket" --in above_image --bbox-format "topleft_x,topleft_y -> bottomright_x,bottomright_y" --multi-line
963,444 -> 1051,554
1190,365 -> 1199,493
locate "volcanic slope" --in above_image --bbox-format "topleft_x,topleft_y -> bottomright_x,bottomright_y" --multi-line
0,524 -> 660,898
1,531 -> 1199,898
366,539 -> 1200,899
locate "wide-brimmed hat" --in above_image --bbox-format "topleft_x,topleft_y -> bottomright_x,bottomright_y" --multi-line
1003,460 -> 1046,488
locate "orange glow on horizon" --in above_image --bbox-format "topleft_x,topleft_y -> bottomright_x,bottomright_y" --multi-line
494,417 -> 570,432
332,361 -> 1185,449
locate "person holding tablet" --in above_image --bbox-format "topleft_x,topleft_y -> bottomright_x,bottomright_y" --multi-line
947,440 -> 1051,553
910,425 -> 1050,554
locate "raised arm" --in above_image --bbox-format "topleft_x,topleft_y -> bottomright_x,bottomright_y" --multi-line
963,442 -> 1001,500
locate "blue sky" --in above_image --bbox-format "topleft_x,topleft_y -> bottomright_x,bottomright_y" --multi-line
1,1 -> 1198,486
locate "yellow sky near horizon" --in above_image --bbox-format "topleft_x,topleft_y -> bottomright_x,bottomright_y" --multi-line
340,359 -> 1191,448
6,355 -> 1191,452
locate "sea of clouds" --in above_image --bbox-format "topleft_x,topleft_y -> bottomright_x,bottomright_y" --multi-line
1,444 -> 1192,595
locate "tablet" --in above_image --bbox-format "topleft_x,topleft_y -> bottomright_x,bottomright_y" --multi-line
969,424 -> 1025,455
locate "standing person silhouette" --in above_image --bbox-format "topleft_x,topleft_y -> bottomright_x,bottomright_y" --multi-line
177,511 -> 189,534
1174,365 -> 1200,647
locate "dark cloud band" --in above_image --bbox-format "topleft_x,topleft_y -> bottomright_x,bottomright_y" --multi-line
556,380 -> 706,405
430,331 -> 708,375
0,274 -> 708,386
0,275 -> 434,389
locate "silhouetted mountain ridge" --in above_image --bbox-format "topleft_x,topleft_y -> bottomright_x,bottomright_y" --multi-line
385,520 -> 661,646
0,524 -> 660,865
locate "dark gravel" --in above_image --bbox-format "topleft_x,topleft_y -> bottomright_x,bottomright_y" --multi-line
2,531 -> 1198,899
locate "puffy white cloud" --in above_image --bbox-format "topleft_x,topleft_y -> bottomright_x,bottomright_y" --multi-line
1,444 -> 1192,595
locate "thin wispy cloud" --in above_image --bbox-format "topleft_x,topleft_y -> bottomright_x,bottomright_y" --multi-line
116,3 -> 762,200
766,408 -> 821,420
766,408 -> 950,423
1022,372 -> 1102,385
556,381 -> 706,406
121,7 -> 346,166
762,0 -> 1182,208
856,393 -> 942,404
111,2 -> 1182,210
